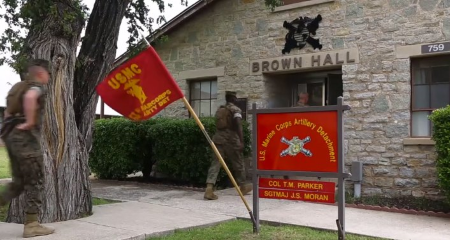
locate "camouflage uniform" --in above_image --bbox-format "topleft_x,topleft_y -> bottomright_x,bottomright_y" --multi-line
204,91 -> 252,200
0,59 -> 54,238
206,102 -> 246,185
0,81 -> 46,216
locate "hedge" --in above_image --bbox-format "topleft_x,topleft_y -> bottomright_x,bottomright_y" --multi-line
429,106 -> 450,202
89,116 -> 251,187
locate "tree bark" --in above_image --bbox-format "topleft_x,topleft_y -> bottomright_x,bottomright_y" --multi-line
7,0 -> 131,223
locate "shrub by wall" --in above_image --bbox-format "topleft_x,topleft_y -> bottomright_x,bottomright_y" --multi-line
149,117 -> 251,186
90,118 -> 160,179
89,116 -> 251,186
429,106 -> 450,202
90,118 -> 140,179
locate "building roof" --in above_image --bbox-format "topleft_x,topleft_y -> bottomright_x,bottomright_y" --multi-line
113,0 -> 218,68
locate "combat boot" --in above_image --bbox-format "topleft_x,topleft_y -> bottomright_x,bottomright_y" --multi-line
240,183 -> 253,195
204,183 -> 218,200
23,214 -> 55,238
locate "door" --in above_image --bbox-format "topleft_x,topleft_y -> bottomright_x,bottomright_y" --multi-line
326,74 -> 343,105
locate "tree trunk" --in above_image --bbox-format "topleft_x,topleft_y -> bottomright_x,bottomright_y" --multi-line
7,0 -> 131,223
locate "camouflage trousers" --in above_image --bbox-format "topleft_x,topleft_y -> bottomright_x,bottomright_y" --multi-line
0,128 -> 44,215
206,143 -> 246,186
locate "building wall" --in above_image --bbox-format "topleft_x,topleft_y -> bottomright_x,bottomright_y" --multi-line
150,0 -> 450,198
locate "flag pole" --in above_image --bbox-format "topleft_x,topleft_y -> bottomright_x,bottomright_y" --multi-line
138,33 -> 257,226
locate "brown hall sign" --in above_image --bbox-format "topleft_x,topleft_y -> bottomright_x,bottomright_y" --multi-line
250,48 -> 359,75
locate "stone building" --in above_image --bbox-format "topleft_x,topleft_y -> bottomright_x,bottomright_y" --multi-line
114,0 -> 450,199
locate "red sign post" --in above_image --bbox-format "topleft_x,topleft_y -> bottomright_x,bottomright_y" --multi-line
250,98 -> 351,239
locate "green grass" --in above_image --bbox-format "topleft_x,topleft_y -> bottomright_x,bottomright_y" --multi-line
0,147 -> 11,179
0,185 -> 119,222
147,219 -> 385,240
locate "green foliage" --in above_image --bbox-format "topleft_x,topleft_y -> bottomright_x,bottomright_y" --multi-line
149,117 -> 251,186
0,0 -> 89,72
90,117 -> 252,186
429,106 -> 450,202
89,118 -> 142,179
0,0 -> 188,73
264,0 -> 283,11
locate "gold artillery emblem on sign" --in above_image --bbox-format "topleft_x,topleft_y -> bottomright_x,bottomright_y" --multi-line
124,79 -> 147,105
280,136 -> 313,157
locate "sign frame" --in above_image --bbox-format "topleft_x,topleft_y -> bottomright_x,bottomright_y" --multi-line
250,96 -> 351,239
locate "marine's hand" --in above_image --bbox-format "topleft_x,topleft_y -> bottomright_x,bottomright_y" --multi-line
16,123 -> 33,130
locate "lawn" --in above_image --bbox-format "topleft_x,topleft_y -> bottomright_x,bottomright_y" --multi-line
147,219 -> 385,240
0,147 -> 11,179
0,185 -> 119,222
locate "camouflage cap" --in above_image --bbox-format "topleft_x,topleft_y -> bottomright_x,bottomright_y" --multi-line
225,91 -> 237,97
27,59 -> 51,72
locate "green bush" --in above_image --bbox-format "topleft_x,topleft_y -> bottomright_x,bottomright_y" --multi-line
90,118 -> 160,179
429,106 -> 450,202
89,116 -> 252,186
149,117 -> 251,187
90,118 -> 140,179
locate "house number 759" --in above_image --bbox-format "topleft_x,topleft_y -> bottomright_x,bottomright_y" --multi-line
428,44 -> 445,52
421,42 -> 450,54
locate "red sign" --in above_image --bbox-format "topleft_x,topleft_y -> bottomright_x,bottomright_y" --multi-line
259,189 -> 335,203
96,46 -> 184,121
259,178 -> 335,193
256,111 -> 338,172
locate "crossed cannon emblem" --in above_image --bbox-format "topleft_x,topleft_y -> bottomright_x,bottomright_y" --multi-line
280,136 -> 313,158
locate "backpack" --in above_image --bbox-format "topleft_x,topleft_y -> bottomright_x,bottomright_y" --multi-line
215,105 -> 233,130
6,81 -> 41,116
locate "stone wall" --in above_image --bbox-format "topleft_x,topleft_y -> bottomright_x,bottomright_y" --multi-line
150,0 -> 450,199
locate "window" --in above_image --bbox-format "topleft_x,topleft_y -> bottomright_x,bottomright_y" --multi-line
189,79 -> 218,117
411,55 -> 450,137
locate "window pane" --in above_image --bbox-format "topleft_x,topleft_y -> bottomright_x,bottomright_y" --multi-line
200,81 -> 211,100
191,100 -> 200,116
431,84 -> 450,109
200,100 -> 211,117
211,81 -> 218,99
211,99 -> 218,114
431,66 -> 450,84
412,111 -> 431,137
190,82 -> 201,100
413,68 -> 429,85
412,85 -> 430,109
308,82 -> 324,106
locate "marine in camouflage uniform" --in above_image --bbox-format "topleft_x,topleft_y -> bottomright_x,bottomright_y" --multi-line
204,91 -> 252,200
0,59 -> 55,238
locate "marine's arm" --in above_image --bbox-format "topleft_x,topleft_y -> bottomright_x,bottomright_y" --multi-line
236,117 -> 244,150
231,106 -> 244,150
18,87 -> 41,129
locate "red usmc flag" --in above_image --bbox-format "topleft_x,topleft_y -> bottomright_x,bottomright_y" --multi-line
96,46 -> 184,121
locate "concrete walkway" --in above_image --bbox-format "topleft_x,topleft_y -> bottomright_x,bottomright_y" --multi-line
0,201 -> 234,240
1,179 -> 450,240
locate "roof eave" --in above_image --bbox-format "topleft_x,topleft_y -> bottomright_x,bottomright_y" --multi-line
112,0 -> 217,68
